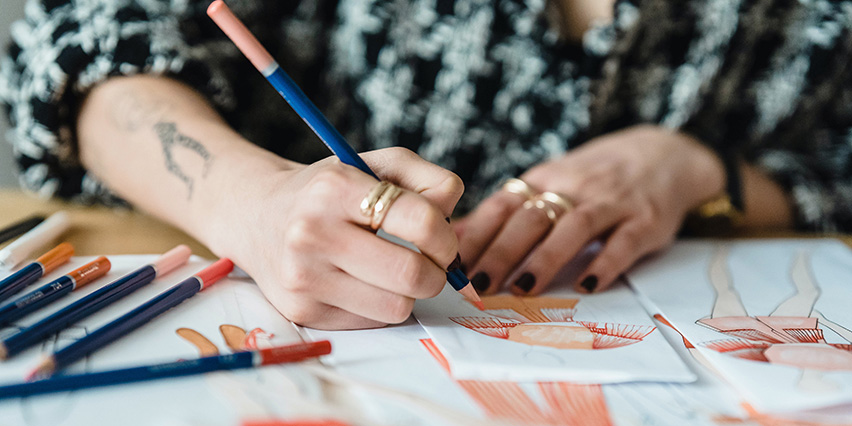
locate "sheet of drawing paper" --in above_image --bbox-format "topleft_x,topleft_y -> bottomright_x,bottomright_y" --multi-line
413,279 -> 695,383
626,239 -> 852,414
0,256 -> 325,426
306,315 -> 753,426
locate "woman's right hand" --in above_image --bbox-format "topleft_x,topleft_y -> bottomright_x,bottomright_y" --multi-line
209,147 -> 464,330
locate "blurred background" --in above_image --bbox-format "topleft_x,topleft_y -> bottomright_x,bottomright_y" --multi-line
0,0 -> 28,189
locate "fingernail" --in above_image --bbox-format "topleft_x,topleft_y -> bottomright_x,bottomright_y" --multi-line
514,272 -> 536,294
445,217 -> 451,223
460,263 -> 468,274
471,272 -> 491,292
448,253 -> 461,271
580,275 -> 598,293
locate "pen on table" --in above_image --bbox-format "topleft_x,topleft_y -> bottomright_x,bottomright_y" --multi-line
206,1 -> 483,309
0,242 -> 75,304
0,256 -> 111,329
29,258 -> 234,379
0,215 -> 45,246
0,340 -> 331,400
0,212 -> 71,270
0,245 -> 192,360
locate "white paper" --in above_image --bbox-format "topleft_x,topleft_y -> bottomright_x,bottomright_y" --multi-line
0,255 -> 324,426
412,280 -> 695,383
627,239 -> 852,413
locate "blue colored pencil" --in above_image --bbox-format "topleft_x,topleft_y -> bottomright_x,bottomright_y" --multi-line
30,258 -> 234,378
0,256 -> 110,328
0,341 -> 331,400
0,243 -> 74,304
207,1 -> 481,306
0,246 -> 192,360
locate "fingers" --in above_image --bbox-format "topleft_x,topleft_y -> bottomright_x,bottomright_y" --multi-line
312,270 -> 418,325
331,225 -> 446,299
501,200 -> 629,296
467,201 -> 555,294
275,297 -> 389,330
361,147 -> 465,218
456,191 -> 526,270
574,218 -> 674,294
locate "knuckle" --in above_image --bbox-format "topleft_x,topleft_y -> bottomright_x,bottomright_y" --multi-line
284,303 -> 317,326
281,266 -> 313,293
439,172 -> 465,199
308,167 -> 348,198
384,296 -> 415,323
285,217 -> 318,251
572,206 -> 598,233
617,227 -> 642,253
395,252 -> 427,290
386,146 -> 416,159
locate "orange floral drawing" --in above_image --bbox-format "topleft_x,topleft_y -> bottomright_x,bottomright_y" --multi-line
450,295 -> 654,350
421,338 -> 613,426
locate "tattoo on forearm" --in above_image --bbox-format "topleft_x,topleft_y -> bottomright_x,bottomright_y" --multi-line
154,122 -> 214,199
111,91 -> 172,132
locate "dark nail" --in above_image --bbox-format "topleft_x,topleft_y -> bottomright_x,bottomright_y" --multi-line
514,272 -> 536,293
471,272 -> 491,292
460,263 -> 468,274
448,253 -> 461,271
580,275 -> 598,293
445,217 -> 451,223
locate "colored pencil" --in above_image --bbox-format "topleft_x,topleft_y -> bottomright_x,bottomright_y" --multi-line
0,246 -> 192,360
0,215 -> 45,246
0,243 -> 74,304
30,258 -> 234,378
0,340 -> 331,399
0,256 -> 110,328
0,212 -> 71,269
206,1 -> 483,309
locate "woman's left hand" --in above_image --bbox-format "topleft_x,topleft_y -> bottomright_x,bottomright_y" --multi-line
454,124 -> 727,296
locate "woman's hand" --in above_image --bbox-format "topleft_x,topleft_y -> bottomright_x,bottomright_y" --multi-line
208,147 -> 464,330
454,125 -> 726,296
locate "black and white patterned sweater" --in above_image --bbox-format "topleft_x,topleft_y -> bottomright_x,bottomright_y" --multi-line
1,0 -> 851,231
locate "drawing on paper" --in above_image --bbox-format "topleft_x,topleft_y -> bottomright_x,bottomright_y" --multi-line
449,295 -> 655,350
697,248 -> 852,370
421,338 -> 613,426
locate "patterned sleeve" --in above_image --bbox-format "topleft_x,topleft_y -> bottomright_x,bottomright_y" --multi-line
0,0 -> 235,204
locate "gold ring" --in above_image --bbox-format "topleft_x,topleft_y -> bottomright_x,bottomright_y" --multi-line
502,178 -> 536,200
360,181 -> 392,217
537,191 -> 573,214
370,183 -> 403,230
523,198 -> 559,222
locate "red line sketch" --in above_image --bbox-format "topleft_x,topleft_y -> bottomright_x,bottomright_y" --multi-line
449,295 -> 654,350
696,248 -> 852,394
421,338 -> 613,426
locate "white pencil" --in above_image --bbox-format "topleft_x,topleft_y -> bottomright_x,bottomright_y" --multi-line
0,212 -> 71,269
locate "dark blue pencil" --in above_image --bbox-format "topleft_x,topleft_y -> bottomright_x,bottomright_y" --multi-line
0,246 -> 192,360
0,257 -> 110,329
30,258 -> 234,378
0,341 -> 331,399
0,215 -> 45,246
0,243 -> 74,304
207,1 -> 482,307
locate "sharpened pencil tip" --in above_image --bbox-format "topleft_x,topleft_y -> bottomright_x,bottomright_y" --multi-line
25,357 -> 55,382
457,284 -> 484,310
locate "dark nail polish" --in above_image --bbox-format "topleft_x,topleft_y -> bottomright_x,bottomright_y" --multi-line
460,263 -> 468,274
448,253 -> 461,271
514,272 -> 536,293
580,275 -> 598,293
445,217 -> 451,223
471,272 -> 491,292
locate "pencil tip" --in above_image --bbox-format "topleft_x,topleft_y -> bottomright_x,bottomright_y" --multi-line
25,358 -> 55,382
457,284 -> 484,310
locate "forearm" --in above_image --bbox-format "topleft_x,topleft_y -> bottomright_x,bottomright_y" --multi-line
738,162 -> 794,229
77,75 -> 299,250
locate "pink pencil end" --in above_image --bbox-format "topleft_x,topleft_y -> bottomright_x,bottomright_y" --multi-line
153,245 -> 192,277
196,258 -> 234,289
207,0 -> 275,72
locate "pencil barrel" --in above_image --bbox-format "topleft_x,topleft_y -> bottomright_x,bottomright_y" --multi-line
0,263 -> 43,303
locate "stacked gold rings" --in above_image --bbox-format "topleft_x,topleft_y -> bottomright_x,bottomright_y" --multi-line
502,178 -> 574,223
360,181 -> 404,230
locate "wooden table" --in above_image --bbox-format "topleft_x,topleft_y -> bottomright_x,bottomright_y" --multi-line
0,189 -> 215,258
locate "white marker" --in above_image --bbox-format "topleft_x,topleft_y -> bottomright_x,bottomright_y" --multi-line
0,212 -> 71,269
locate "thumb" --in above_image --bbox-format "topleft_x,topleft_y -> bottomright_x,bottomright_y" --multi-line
360,147 -> 464,218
